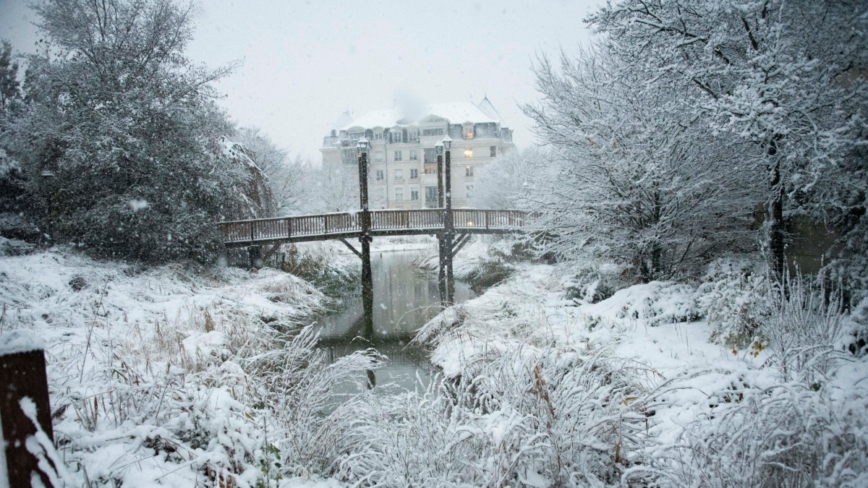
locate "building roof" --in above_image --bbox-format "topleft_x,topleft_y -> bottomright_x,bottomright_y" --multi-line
331,110 -> 354,130
477,96 -> 503,123
339,101 -> 501,132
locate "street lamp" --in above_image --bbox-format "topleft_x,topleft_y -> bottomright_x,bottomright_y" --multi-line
435,141 -> 444,208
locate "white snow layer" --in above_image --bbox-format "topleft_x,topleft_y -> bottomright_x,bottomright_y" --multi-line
0,330 -> 44,356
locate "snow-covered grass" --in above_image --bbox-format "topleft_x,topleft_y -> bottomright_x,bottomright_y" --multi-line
0,247 -> 377,487
3,243 -> 866,487
324,260 -> 868,487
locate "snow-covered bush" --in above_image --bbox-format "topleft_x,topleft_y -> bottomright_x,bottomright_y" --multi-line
696,259 -> 772,348
662,381 -> 868,488
762,277 -> 848,384
564,262 -> 626,304
583,281 -> 701,328
322,349 -> 656,487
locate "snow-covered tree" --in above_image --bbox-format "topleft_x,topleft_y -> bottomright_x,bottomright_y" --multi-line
306,164 -> 358,213
471,147 -> 548,210
4,0 -> 247,262
0,40 -> 20,115
588,0 -> 868,282
234,127 -> 310,216
524,48 -> 761,281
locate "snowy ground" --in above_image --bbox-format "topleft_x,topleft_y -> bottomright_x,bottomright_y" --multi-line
2,241 -> 866,486
0,247 -> 358,487
402,259 -> 868,486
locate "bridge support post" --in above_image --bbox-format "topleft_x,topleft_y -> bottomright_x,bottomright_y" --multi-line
443,138 -> 455,304
437,233 -> 447,304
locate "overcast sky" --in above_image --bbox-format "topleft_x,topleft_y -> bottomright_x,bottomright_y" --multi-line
0,0 -> 603,162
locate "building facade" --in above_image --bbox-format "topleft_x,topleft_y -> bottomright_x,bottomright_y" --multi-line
320,98 -> 515,209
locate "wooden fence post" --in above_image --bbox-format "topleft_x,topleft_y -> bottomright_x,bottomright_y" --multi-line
1,331 -> 63,487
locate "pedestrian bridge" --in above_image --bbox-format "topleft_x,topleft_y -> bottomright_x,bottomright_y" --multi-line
218,208 -> 531,247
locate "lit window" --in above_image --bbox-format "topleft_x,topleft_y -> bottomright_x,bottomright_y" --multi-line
490,146 -> 496,157
464,125 -> 474,139
395,169 -> 403,181
410,186 -> 419,201
376,170 -> 384,181
395,187 -> 404,201
410,169 -> 418,179
464,148 -> 473,158
394,150 -> 402,161
465,165 -> 474,177
409,149 -> 417,160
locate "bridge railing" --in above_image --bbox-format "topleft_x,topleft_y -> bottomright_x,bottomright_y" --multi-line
218,209 -> 531,244
370,209 -> 443,231
453,209 -> 527,230
218,212 -> 362,244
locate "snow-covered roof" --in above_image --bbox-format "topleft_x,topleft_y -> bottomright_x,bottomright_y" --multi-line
477,96 -> 503,123
340,101 -> 499,132
331,111 -> 354,130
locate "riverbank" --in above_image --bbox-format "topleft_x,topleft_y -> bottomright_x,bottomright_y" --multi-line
374,261 -> 866,486
0,247 -> 368,487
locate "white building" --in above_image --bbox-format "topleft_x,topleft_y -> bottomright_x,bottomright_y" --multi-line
320,97 -> 515,209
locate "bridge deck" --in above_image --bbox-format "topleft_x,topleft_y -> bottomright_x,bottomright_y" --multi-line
218,209 -> 529,247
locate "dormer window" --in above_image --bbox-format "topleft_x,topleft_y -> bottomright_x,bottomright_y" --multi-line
463,123 -> 474,140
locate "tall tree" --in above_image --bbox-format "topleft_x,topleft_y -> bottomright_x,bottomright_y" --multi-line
524,48 -> 760,281
6,0 -> 246,262
588,0 -> 868,281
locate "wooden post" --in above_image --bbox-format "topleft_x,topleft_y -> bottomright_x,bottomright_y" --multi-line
444,147 -> 455,304
0,331 -> 60,488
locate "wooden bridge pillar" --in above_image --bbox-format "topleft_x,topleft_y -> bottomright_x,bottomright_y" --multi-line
444,140 -> 455,304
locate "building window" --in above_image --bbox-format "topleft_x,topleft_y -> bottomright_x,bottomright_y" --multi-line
465,165 -> 474,177
395,169 -> 403,181
394,150 -> 402,161
422,128 -> 443,136
408,132 -> 418,142
423,164 -> 437,175
374,151 -> 384,162
425,186 -> 438,207
410,186 -> 419,201
409,149 -> 417,160
424,148 -> 438,163
395,187 -> 404,201
410,168 -> 418,179
464,126 -> 474,139
464,148 -> 473,158
391,131 -> 403,143
466,184 -> 474,199
376,170 -> 384,181
374,132 -> 383,140
490,146 -> 497,157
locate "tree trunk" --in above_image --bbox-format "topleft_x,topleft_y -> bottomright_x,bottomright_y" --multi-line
768,156 -> 785,283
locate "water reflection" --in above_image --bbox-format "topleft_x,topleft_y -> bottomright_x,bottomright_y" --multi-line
314,250 -> 474,393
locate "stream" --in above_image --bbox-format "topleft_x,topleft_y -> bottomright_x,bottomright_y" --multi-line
313,249 -> 475,397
